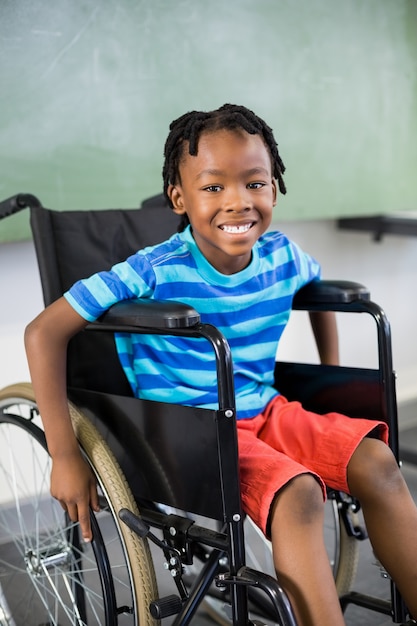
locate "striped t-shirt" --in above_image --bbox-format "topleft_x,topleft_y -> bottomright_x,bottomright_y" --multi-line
65,226 -> 321,419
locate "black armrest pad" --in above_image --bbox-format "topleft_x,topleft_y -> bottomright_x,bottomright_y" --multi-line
293,280 -> 370,309
92,299 -> 200,330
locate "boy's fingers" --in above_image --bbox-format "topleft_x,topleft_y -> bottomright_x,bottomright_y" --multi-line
78,503 -> 93,542
57,499 -> 68,513
64,502 -> 79,523
90,483 -> 100,513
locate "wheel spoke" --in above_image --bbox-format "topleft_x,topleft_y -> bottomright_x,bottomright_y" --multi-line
0,386 -> 156,625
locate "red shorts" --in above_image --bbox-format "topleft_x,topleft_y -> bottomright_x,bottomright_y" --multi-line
236,394 -> 389,536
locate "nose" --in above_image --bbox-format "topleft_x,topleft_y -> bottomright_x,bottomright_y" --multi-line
224,186 -> 251,213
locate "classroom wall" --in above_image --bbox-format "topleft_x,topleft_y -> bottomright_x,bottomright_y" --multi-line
1,0 -> 417,242
2,220 -> 417,425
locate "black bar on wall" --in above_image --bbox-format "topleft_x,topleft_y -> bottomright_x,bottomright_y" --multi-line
338,215 -> 417,242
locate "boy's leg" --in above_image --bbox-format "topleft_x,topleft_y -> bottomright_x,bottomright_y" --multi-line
237,415 -> 346,626
347,437 -> 417,620
270,473 -> 345,626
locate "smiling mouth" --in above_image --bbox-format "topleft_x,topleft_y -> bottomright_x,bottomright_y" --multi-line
219,222 -> 254,234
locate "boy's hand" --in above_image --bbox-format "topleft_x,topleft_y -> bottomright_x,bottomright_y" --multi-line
50,451 -> 100,542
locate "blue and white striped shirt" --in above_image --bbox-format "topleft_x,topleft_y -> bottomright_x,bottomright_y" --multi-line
65,226 -> 321,419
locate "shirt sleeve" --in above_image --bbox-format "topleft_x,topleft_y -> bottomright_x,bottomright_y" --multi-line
290,240 -> 322,289
64,251 -> 155,321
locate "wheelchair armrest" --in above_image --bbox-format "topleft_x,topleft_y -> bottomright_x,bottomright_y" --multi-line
293,280 -> 370,310
90,299 -> 201,330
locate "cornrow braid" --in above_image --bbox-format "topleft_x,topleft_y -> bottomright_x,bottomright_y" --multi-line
162,103 -> 286,231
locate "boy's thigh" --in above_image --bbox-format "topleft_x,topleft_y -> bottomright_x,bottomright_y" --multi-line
260,394 -> 388,492
237,411 -> 324,535
236,395 -> 388,533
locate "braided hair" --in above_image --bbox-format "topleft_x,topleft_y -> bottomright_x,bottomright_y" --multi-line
162,103 -> 286,231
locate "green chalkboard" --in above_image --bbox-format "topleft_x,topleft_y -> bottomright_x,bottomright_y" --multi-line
1,0 -> 416,241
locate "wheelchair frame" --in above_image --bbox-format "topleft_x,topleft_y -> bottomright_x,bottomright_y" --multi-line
0,192 -> 410,625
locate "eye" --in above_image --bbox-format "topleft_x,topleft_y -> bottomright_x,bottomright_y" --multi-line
203,185 -> 222,193
247,182 -> 265,190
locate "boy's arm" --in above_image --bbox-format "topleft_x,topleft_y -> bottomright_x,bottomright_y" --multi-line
24,296 -> 99,542
309,311 -> 340,366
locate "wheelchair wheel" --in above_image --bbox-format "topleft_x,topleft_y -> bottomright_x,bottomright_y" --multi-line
325,492 -> 360,596
202,497 -> 359,625
0,383 -> 159,626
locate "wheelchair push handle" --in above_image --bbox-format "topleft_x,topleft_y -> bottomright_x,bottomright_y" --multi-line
0,193 -> 42,220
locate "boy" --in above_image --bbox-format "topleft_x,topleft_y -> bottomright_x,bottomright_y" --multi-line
25,104 -> 417,625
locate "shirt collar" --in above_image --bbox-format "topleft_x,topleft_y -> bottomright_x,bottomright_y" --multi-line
181,225 -> 260,286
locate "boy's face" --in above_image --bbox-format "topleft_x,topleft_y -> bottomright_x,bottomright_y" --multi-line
168,129 -> 277,275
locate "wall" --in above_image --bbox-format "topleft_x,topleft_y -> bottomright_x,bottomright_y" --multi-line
1,0 -> 417,242
1,220 -> 417,425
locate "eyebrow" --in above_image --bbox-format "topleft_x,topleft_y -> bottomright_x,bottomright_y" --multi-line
196,167 -> 270,180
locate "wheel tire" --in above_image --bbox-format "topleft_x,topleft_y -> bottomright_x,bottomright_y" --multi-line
0,383 -> 159,626
325,495 -> 359,597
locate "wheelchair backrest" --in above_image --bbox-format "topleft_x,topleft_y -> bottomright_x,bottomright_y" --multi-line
29,196 -> 244,519
30,196 -> 180,395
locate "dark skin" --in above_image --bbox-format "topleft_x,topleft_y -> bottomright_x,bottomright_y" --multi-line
26,128 -> 417,625
25,297 -> 98,536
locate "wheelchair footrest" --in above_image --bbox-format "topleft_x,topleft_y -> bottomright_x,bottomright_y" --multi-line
150,594 -> 182,619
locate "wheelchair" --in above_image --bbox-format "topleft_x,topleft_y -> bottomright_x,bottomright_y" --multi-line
0,192 -> 411,625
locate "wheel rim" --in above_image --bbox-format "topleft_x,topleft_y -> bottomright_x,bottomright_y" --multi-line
0,394 -> 138,626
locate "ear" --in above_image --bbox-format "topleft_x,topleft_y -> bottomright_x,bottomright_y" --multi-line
272,179 -> 278,206
168,184 -> 187,215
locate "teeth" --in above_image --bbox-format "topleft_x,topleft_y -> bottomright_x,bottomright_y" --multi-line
221,223 -> 252,234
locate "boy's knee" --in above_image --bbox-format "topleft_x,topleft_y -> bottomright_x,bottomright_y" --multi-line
272,473 -> 325,527
348,437 -> 403,499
